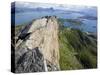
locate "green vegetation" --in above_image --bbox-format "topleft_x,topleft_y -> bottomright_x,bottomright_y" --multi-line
58,19 -> 97,70
58,18 -> 83,26
15,25 -> 24,36
15,25 -> 24,31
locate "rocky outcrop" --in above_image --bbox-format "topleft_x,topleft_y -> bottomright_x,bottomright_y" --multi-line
15,47 -> 45,73
15,16 -> 60,73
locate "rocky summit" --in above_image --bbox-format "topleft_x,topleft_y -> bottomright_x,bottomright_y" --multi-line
14,16 -> 60,73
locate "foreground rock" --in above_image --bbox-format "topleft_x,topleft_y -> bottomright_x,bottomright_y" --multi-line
15,16 -> 60,73
15,47 -> 45,73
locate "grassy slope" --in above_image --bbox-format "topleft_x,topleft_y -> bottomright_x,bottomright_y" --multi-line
58,19 -> 97,70
58,18 -> 83,26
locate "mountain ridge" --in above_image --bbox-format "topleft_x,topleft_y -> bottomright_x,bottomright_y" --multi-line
14,16 -> 60,73
13,16 -> 97,73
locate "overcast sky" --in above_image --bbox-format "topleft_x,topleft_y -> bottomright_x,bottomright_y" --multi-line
15,1 -> 96,11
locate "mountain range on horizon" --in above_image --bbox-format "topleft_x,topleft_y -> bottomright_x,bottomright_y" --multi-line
11,2 -> 97,17
11,2 -> 96,11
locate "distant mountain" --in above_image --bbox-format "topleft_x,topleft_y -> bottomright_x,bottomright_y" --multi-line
11,2 -> 97,17
11,6 -> 55,13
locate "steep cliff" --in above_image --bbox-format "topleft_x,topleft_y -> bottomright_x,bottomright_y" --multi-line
15,16 -> 60,73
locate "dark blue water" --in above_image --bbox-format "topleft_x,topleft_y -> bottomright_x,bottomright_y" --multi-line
14,10 -> 97,33
15,11 -> 83,24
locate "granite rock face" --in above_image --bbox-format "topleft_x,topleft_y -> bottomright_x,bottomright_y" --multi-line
15,47 -> 45,73
15,16 -> 60,73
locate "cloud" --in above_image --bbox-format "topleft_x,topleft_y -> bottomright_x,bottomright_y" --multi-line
15,1 -> 96,11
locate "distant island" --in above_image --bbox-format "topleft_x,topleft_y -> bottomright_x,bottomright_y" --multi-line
78,15 -> 97,20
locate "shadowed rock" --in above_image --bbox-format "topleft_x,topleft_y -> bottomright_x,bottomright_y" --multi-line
15,47 -> 45,73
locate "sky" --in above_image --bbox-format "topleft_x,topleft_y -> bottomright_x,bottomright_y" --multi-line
14,1 -> 97,11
